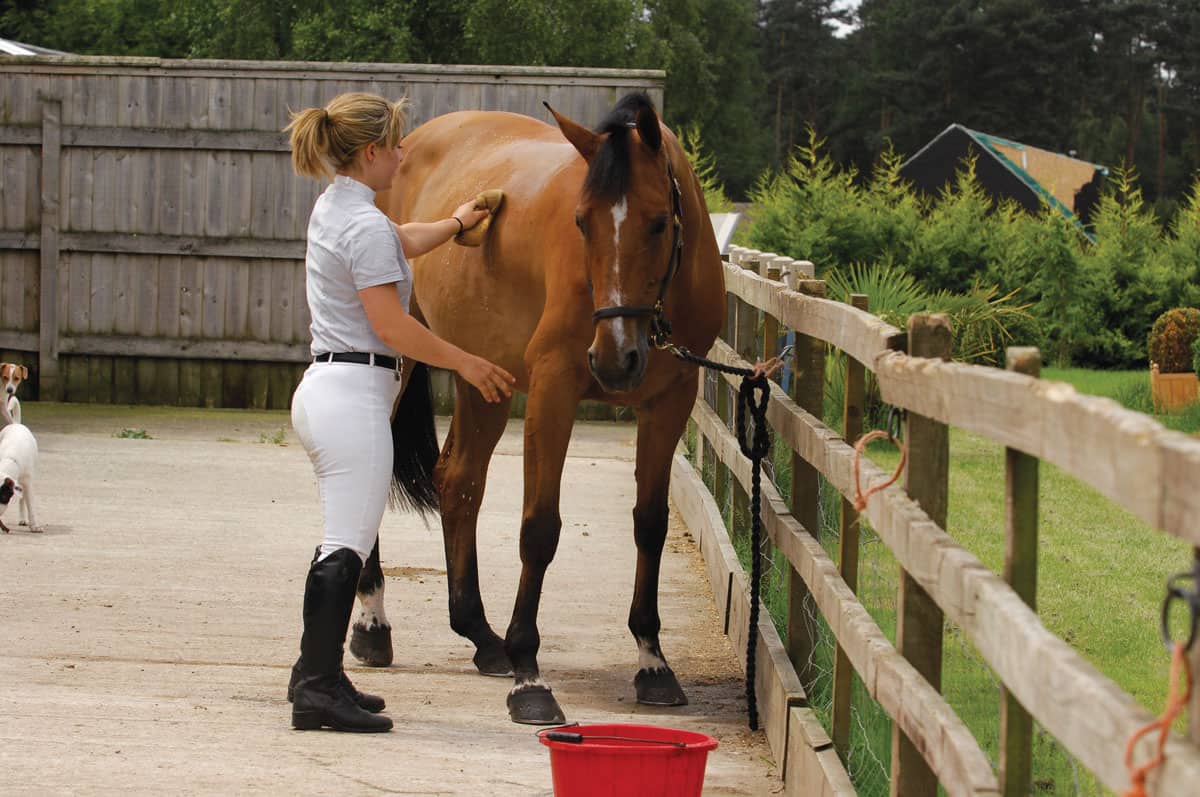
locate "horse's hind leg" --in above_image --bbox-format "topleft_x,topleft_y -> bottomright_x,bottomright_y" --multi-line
436,377 -> 513,676
628,382 -> 696,707
349,538 -> 392,666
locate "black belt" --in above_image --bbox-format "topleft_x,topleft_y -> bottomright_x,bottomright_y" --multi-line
313,352 -> 400,372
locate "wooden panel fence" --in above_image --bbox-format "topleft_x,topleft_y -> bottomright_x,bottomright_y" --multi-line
671,243 -> 1200,795
0,55 -> 664,410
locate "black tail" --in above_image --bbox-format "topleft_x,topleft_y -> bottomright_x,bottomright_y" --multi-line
389,361 -> 440,517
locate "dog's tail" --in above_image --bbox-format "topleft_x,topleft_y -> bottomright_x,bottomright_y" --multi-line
389,361 -> 440,517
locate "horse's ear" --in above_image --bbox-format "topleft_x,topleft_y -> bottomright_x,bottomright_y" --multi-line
544,102 -> 602,161
635,105 -> 662,153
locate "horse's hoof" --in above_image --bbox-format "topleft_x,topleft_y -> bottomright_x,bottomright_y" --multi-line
507,686 -> 566,725
349,623 -> 393,667
635,668 -> 689,706
473,643 -> 513,677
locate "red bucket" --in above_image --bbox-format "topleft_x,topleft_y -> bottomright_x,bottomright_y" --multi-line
537,723 -> 718,797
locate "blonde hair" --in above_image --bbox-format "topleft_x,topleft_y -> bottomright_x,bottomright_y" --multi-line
285,92 -> 410,180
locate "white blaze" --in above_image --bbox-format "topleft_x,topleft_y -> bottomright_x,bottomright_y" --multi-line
608,197 -> 630,348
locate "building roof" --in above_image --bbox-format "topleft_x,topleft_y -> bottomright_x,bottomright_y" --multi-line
0,38 -> 68,56
900,123 -> 1107,230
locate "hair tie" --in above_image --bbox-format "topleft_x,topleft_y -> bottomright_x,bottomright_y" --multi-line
321,109 -> 331,126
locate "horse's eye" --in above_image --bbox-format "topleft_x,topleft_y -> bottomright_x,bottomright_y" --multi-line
648,216 -> 668,236
575,213 -> 586,237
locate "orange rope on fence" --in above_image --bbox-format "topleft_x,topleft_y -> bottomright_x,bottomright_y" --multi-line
852,429 -> 907,512
1124,641 -> 1192,797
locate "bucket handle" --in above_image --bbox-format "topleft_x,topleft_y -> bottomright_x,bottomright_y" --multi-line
537,728 -> 688,749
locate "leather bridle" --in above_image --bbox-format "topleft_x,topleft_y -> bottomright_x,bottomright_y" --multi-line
590,158 -> 684,349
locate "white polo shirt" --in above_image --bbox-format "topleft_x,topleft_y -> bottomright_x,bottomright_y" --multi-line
304,175 -> 412,357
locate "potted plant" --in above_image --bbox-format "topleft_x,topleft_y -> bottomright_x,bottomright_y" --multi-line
1148,307 -> 1200,411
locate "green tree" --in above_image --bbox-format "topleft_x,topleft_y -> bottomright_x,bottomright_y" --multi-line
759,0 -> 849,166
635,0 -> 769,197
291,0 -> 415,63
461,0 -> 641,67
1077,165 -> 1172,366
1159,176 -> 1200,307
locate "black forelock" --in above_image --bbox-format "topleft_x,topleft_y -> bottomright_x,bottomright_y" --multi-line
594,92 -> 658,136
583,93 -> 660,202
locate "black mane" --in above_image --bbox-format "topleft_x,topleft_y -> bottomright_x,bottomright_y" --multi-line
582,92 -> 659,202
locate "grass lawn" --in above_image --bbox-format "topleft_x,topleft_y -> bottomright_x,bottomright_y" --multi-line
697,365 -> 1197,796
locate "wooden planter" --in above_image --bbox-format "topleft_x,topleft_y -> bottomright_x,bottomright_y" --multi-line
1150,364 -> 1199,412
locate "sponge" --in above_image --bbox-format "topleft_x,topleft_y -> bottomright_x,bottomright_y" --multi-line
455,189 -> 505,247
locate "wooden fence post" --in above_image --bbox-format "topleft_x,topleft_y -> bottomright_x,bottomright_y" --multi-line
714,251 -> 738,521
891,312 -> 952,797
832,293 -> 868,759
1000,346 -> 1040,797
39,98 -> 62,400
762,260 -> 782,362
692,370 -> 705,473
788,278 -> 826,688
731,256 -> 761,540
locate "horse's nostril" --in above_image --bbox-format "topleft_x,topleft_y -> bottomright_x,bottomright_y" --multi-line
623,350 -> 641,376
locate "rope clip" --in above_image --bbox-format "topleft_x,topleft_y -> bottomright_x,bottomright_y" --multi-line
886,406 -> 905,442
1160,561 -> 1200,653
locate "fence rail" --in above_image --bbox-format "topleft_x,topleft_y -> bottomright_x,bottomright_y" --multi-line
672,244 -> 1200,795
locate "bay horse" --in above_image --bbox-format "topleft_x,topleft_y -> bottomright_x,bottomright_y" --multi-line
350,93 -> 725,724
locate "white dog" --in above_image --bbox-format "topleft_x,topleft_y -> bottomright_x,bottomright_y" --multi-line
0,421 -> 39,532
0,362 -> 26,425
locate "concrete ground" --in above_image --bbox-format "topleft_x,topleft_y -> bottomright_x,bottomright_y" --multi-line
0,403 -> 778,796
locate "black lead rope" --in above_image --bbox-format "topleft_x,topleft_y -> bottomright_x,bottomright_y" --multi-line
664,342 -> 777,732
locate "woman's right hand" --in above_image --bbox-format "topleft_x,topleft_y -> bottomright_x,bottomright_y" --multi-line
457,354 -> 516,403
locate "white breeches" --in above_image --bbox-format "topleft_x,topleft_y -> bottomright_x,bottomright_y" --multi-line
291,361 -> 402,562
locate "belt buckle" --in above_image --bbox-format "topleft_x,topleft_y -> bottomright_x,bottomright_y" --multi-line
393,355 -> 402,382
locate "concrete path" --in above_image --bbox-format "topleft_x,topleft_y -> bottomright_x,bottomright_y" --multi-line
0,404 -> 778,796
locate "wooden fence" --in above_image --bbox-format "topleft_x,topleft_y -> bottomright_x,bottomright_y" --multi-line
672,244 -> 1200,795
0,55 -> 663,409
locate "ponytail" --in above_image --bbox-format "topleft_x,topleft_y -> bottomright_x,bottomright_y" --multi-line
286,107 -> 333,180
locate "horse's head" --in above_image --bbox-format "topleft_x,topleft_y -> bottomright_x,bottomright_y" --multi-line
547,94 -> 681,394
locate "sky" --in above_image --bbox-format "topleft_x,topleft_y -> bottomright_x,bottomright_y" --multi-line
831,0 -> 862,38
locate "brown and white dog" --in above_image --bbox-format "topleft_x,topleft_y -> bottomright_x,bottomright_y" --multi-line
0,363 -> 26,425
0,420 -> 38,532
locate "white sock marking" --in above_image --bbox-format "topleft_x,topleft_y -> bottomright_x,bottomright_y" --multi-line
637,639 -> 668,672
356,585 -> 389,630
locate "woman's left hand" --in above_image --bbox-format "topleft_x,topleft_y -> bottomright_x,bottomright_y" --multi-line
452,200 -> 490,232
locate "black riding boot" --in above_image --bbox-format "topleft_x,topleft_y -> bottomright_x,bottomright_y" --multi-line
291,548 -> 392,732
287,661 -> 386,713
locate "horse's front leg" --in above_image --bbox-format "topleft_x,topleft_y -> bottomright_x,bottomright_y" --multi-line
349,539 -> 392,666
629,378 -> 696,706
505,354 -> 586,725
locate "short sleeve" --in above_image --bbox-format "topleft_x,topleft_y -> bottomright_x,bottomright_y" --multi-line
346,214 -> 407,291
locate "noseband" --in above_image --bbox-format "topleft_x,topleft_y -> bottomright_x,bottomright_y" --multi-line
590,159 -> 684,349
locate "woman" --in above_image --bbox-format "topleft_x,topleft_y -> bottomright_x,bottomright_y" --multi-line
284,92 -> 514,733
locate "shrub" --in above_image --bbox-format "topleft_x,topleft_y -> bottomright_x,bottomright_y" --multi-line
1075,165 -> 1171,368
1148,307 -> 1200,373
1193,336 -> 1200,376
825,261 -> 1034,370
680,123 -> 734,213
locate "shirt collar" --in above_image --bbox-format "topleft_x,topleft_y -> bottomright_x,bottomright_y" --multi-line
333,174 -> 377,201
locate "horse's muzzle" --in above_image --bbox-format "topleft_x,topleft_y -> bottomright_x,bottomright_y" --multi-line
587,339 -> 648,393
